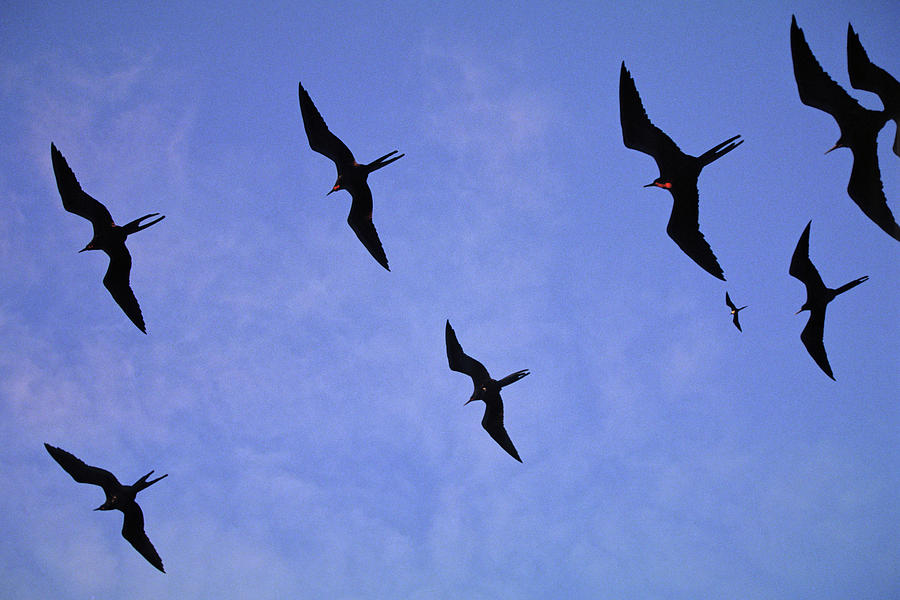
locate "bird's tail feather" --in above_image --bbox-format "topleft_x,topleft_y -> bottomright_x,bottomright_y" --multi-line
834,275 -> 868,296
121,213 -> 165,236
133,470 -> 168,492
698,135 -> 743,166
497,369 -> 530,388
367,150 -> 404,172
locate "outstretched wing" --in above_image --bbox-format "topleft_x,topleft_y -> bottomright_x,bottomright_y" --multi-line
298,82 -> 355,169
481,398 -> 522,463
51,143 -> 114,231
102,245 -> 147,333
619,62 -> 684,173
789,221 -> 826,294
665,185 -> 726,280
725,292 -> 737,311
800,307 -> 835,380
847,23 -> 900,151
44,443 -> 121,491
445,320 -> 490,386
121,502 -> 165,573
846,140 -> 900,241
347,186 -> 390,271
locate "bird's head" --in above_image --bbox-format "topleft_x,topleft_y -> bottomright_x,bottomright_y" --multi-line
465,386 -> 487,405
327,176 -> 343,195
94,495 -> 118,511
79,242 -> 96,253
795,303 -> 810,315
825,138 -> 846,154
644,178 -> 672,190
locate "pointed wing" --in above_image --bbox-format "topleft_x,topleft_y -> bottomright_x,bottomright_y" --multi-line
445,320 -> 491,386
298,82 -> 355,169
800,306 -> 835,380
847,24 -> 900,124
789,221 -> 826,294
102,245 -> 147,333
732,312 -> 743,332
846,141 -> 900,241
347,186 -> 390,271
790,17 -> 864,126
121,502 -> 165,572
44,443 -> 121,491
665,186 -> 726,280
51,144 -> 114,231
481,397 -> 522,462
725,292 -> 736,311
619,62 -> 684,173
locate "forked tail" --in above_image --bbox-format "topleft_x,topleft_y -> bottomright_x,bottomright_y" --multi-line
367,150 -> 405,173
133,470 -> 169,492
122,213 -> 165,236
698,135 -> 743,167
834,275 -> 868,296
497,369 -> 530,388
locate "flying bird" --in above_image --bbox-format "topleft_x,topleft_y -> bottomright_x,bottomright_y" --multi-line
619,61 -> 742,281
51,143 -> 164,333
44,443 -> 167,573
298,81 -> 403,271
789,221 -> 868,380
445,320 -> 529,462
790,16 -> 900,242
725,292 -> 747,332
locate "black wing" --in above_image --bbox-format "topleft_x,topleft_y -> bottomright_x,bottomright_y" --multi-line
347,186 -> 390,271
619,62 -> 685,173
298,82 -> 355,169
51,144 -> 114,231
44,443 -> 121,491
725,292 -> 737,311
445,320 -> 491,386
665,185 -> 726,280
800,306 -> 835,380
789,221 -> 826,294
846,140 -> 900,241
731,312 -> 743,332
102,245 -> 147,333
847,23 -> 900,155
481,397 -> 522,463
121,502 -> 165,572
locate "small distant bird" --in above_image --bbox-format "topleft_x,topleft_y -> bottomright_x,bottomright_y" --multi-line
445,320 -> 529,462
298,81 -> 403,271
51,144 -> 164,333
619,61 -> 742,281
44,443 -> 167,572
790,16 -> 900,242
789,221 -> 868,380
725,292 -> 747,332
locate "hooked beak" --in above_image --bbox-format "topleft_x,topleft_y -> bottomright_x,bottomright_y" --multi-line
643,182 -> 656,188
464,397 -> 476,405
93,505 -> 104,511
824,144 -> 840,154
795,308 -> 804,315
326,188 -> 336,196
78,245 -> 91,253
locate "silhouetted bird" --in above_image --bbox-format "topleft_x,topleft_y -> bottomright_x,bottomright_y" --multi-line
725,292 -> 747,332
51,144 -> 164,333
789,221 -> 868,380
44,443 -> 167,572
445,320 -> 529,462
619,62 -> 741,281
298,81 -> 403,271
790,16 -> 900,242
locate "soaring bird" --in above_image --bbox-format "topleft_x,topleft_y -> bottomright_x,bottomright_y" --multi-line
44,443 -> 167,573
790,16 -> 900,242
725,292 -> 747,332
619,61 -> 741,281
51,143 -> 164,333
298,81 -> 403,271
445,320 -> 529,462
847,23 -> 900,157
789,221 -> 868,380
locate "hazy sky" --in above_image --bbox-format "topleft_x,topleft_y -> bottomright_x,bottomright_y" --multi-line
1,1 -> 897,598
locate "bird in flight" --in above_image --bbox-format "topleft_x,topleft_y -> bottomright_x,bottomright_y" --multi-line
789,221 -> 868,380
445,320 -> 529,462
619,61 -> 742,281
790,16 -> 900,242
298,81 -> 403,271
725,292 -> 747,332
44,443 -> 168,572
51,143 -> 164,333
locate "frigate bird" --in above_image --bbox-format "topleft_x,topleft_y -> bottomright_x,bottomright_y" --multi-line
725,292 -> 747,332
44,443 -> 167,573
298,81 -> 403,271
445,320 -> 529,462
789,221 -> 868,380
619,61 -> 742,281
51,143 -> 164,333
790,16 -> 900,242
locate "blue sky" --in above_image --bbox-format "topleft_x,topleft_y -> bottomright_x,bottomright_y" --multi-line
1,1 -> 897,598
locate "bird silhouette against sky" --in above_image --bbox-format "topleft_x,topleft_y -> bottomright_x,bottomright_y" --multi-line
44,443 -> 167,573
789,221 -> 868,380
790,16 -> 900,242
619,62 -> 742,281
51,143 -> 164,333
445,320 -> 529,462
298,81 -> 403,271
725,292 -> 747,332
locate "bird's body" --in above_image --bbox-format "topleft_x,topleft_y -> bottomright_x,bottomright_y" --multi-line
725,292 -> 747,332
789,221 -> 868,380
44,443 -> 167,572
619,62 -> 741,281
51,143 -> 164,333
298,81 -> 403,271
445,320 -> 529,462
790,16 -> 900,242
